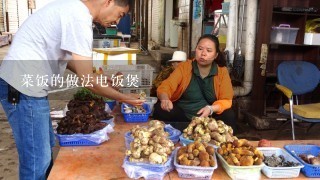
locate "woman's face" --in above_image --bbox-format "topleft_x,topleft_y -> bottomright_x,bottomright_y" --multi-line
195,38 -> 218,66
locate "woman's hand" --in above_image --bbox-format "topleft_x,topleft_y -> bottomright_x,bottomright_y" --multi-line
160,99 -> 173,112
197,105 -> 212,117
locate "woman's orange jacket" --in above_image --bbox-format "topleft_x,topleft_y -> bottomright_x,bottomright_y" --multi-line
157,59 -> 234,114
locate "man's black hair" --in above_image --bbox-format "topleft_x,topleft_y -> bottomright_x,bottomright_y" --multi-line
114,0 -> 130,7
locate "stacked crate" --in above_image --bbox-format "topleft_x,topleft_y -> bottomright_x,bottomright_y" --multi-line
102,64 -> 155,96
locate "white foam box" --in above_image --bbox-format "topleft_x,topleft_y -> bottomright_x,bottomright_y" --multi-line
92,48 -> 140,72
304,33 -> 320,45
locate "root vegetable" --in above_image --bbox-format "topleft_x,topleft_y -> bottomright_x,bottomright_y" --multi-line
180,157 -> 191,166
200,160 -> 210,167
149,153 -> 163,164
199,151 -> 210,161
191,158 -> 201,166
187,143 -> 195,153
201,133 -> 211,143
178,146 -> 187,157
207,120 -> 218,131
129,157 -> 146,163
188,153 -> 195,160
254,157 -> 263,165
233,139 -> 251,147
178,154 -> 188,162
225,133 -> 234,142
226,156 -> 235,165
240,156 -> 254,166
140,137 -> 149,145
206,146 -> 215,155
127,121 -> 174,164
149,120 -> 165,129
209,159 -> 215,167
177,141 -> 216,167
193,149 -> 200,157
210,132 -> 225,143
132,147 -> 142,159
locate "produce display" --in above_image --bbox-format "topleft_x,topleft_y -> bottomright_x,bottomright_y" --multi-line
66,98 -> 112,120
122,91 -> 147,113
182,117 -> 237,146
123,104 -> 146,113
125,120 -> 175,164
264,154 -> 300,167
176,141 -> 216,167
217,139 -> 264,166
139,91 -> 147,99
57,88 -> 113,135
299,154 -> 320,165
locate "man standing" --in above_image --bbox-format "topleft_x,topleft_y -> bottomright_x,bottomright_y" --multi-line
0,0 -> 143,179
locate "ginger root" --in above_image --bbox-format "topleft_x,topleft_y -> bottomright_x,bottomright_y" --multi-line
127,121 -> 174,164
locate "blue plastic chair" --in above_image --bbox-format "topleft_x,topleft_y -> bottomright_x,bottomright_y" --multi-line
275,61 -> 320,140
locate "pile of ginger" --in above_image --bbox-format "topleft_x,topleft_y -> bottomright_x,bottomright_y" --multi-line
182,117 -> 237,146
125,120 -> 175,164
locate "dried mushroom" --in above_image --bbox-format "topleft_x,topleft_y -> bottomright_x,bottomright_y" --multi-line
218,139 -> 264,166
299,154 -> 320,165
177,141 -> 216,167
57,89 -> 112,135
123,104 -> 146,113
139,91 -> 147,100
264,154 -> 300,167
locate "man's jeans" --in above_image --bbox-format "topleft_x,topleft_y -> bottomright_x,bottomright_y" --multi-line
0,78 -> 55,180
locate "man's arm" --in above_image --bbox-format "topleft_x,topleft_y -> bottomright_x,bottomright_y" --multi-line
68,53 -> 144,106
66,60 -> 77,73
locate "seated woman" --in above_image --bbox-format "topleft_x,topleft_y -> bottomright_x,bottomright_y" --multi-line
153,34 -> 235,132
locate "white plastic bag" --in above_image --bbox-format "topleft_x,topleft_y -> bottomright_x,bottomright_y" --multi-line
55,119 -> 114,146
122,153 -> 174,180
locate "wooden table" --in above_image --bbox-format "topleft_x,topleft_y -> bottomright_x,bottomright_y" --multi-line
48,115 -> 320,180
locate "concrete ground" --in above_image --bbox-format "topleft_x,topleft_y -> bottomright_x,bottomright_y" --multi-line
0,43 -> 320,179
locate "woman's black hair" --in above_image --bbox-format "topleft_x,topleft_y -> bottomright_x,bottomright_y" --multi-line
196,34 -> 226,67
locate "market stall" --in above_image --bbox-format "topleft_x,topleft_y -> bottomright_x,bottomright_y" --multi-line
48,114 -> 320,179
